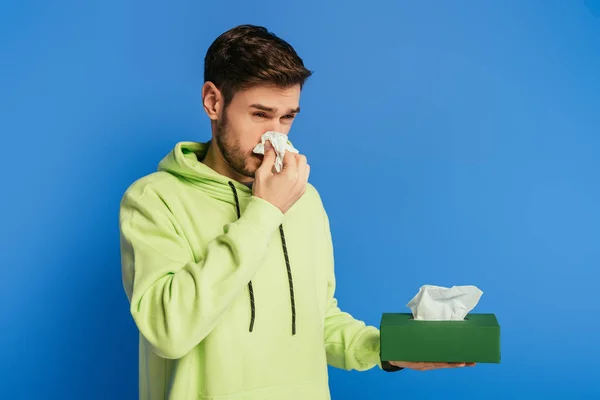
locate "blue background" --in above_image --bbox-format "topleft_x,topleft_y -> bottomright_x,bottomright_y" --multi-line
1,1 -> 599,399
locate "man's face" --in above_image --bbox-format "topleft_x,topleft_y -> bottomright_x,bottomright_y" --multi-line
214,84 -> 301,179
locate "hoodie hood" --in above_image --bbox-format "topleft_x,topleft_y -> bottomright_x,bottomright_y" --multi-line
157,140 -> 295,336
157,141 -> 252,204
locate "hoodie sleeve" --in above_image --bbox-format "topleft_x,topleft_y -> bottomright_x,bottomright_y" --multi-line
119,185 -> 284,360
320,205 -> 402,372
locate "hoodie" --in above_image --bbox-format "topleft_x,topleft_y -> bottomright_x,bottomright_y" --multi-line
119,141 -> 396,400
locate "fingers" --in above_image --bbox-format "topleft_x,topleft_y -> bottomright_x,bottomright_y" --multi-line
297,154 -> 307,171
281,150 -> 298,172
393,361 -> 474,371
257,142 -> 276,175
296,154 -> 308,183
419,363 -> 454,371
305,163 -> 311,184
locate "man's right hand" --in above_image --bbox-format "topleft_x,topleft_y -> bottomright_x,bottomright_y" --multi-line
253,141 -> 310,214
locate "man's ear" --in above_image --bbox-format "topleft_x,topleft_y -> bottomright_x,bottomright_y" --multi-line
202,81 -> 222,121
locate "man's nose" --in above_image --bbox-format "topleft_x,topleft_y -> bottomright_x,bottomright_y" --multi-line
266,119 -> 286,133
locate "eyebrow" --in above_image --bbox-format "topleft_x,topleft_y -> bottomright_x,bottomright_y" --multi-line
250,104 -> 301,114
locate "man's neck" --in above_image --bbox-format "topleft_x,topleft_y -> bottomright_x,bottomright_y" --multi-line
201,141 -> 254,185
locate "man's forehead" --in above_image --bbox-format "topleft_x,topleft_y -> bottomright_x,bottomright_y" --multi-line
235,84 -> 301,109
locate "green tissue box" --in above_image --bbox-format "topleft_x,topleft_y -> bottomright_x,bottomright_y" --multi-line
380,313 -> 501,363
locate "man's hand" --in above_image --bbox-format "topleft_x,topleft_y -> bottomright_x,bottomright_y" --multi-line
388,361 -> 476,371
253,142 -> 310,214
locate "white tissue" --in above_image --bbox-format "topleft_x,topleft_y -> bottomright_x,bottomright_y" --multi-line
406,285 -> 483,321
252,131 -> 299,173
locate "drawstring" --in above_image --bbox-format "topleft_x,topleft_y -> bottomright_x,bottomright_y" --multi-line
279,225 -> 297,335
228,182 -> 256,332
228,181 -> 296,336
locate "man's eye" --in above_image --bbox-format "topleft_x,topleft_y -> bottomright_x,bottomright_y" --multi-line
282,114 -> 295,119
254,112 -> 268,118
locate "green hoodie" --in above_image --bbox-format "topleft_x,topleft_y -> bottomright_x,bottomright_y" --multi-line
119,142 -> 389,399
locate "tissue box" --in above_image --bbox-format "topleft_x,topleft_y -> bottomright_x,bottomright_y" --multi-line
380,313 -> 500,363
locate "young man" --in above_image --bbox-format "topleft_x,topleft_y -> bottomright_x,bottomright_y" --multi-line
119,24 -> 473,400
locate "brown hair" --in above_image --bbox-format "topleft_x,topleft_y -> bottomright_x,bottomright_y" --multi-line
204,25 -> 312,107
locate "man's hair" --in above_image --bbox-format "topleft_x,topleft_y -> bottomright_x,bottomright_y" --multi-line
204,25 -> 312,106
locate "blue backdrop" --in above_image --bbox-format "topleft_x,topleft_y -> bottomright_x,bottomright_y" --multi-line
1,1 -> 599,399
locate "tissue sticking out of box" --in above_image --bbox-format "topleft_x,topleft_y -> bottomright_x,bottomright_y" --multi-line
406,285 -> 483,321
252,131 -> 299,173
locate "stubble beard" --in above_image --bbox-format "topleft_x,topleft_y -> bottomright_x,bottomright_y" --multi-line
214,112 -> 256,179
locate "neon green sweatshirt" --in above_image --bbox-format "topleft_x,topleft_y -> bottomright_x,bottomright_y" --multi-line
119,141 -> 389,399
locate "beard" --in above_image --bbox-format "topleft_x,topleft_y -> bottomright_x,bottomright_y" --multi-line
214,111 -> 256,179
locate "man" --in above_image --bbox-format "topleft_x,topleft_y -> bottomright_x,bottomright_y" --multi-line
119,24 -> 474,400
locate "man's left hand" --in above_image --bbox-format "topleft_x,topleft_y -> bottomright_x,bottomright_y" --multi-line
388,361 -> 476,371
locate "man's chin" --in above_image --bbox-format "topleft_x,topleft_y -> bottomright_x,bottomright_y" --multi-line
235,164 -> 257,179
